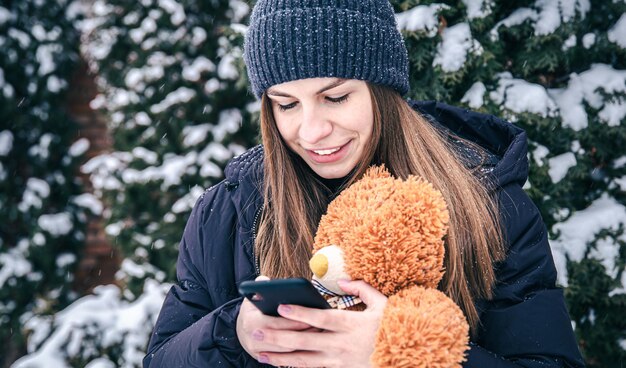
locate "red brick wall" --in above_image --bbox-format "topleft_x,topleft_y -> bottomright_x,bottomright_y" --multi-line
66,59 -> 120,293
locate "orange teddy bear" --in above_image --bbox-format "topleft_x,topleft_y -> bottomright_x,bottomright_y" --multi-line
309,165 -> 469,368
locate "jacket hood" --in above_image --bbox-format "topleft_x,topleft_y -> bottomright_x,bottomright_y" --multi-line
410,100 -> 529,189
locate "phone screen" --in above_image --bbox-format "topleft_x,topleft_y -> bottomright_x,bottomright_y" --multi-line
238,278 -> 331,316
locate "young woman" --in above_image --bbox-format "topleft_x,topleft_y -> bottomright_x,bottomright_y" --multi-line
144,1 -> 585,367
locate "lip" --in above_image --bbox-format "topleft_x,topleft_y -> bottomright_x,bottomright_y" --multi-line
305,141 -> 351,164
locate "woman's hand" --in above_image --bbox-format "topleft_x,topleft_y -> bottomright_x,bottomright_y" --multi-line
236,276 -> 315,362
255,279 -> 388,368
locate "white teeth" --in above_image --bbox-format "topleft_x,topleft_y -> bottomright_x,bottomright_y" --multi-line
313,147 -> 340,155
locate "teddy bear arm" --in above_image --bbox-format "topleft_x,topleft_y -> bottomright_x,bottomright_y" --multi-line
371,286 -> 469,368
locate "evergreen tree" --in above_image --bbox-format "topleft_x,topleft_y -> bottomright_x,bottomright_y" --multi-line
15,1 -> 258,366
0,0 -> 88,366
80,0 -> 257,295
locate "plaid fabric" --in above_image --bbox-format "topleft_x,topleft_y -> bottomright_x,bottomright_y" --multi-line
312,279 -> 363,310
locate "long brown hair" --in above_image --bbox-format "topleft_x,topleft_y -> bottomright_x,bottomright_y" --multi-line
255,83 -> 505,335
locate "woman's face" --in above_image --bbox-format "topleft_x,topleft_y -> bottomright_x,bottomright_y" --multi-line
266,78 -> 374,179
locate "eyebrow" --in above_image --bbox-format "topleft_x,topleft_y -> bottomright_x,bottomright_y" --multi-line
266,79 -> 348,97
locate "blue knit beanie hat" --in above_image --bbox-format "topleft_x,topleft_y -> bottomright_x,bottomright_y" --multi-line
243,0 -> 409,98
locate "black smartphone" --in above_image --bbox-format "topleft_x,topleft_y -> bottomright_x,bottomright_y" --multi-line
238,278 -> 331,317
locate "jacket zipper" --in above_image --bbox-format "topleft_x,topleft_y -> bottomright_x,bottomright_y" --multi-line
250,204 -> 263,276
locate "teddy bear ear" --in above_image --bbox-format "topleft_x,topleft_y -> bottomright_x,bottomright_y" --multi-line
364,165 -> 392,180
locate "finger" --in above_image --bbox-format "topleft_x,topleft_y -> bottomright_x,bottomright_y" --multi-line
259,328 -> 331,353
259,350 -> 334,368
255,275 -> 270,281
277,304 -> 347,331
240,299 -> 312,331
337,280 -> 387,311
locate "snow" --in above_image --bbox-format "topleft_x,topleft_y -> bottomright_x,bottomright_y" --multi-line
217,53 -> 239,80
38,213 -> 73,237
56,253 -> 77,268
433,22 -> 482,73
182,56 -> 216,82
85,358 -> 116,368
461,81 -> 486,108
182,123 -> 212,147
134,111 -> 152,126
13,280 -> 170,368
395,4 -> 448,36
0,6 -> 12,24
231,23 -> 248,35
47,75 -> 65,93
132,147 -> 158,164
191,27 -> 207,46
31,24 -> 47,41
129,17 -> 157,44
532,144 -> 550,166
548,152 -> 577,183
462,0 -> 492,19
0,68 -> 15,98
562,34 -> 577,50
551,195 -> 626,287
608,13 -> 626,48
18,178 -> 51,212
491,0 -> 589,39
490,72 -> 558,118
121,152 -> 198,189
28,133 -> 54,160
229,0 -> 250,23
171,185 -> 204,213
119,259 -> 165,281
548,64 -> 626,130
123,11 -> 140,26
0,130 -> 13,156
198,143 -> 231,177
213,108 -> 242,141
204,78 -> 221,94
535,0 -> 590,35
535,0 -> 562,35
158,0 -> 186,26
0,245 -> 32,288
150,87 -> 196,114
582,33 -> 595,48
490,8 -> 537,40
9,28 -> 31,48
72,193 -> 104,216
69,138 -> 90,157
36,43 -> 61,76
598,100 -> 626,126
105,221 -> 123,237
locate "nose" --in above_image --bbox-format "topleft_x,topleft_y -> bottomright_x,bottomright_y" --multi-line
309,253 -> 329,278
299,104 -> 332,144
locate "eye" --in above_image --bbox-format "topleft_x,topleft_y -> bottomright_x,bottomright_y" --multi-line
326,94 -> 349,104
277,101 -> 298,112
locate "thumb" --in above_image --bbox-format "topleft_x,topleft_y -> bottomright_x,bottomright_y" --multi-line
338,280 -> 387,311
255,275 -> 270,281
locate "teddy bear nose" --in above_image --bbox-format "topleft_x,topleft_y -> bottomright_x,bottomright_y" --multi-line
309,253 -> 329,278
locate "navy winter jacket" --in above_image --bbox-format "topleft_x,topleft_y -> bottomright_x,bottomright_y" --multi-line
144,101 -> 585,368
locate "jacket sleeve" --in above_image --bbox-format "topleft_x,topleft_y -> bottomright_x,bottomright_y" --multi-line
464,183 -> 585,368
143,184 -> 264,368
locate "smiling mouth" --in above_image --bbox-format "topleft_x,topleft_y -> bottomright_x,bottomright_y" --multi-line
305,141 -> 351,164
312,147 -> 341,155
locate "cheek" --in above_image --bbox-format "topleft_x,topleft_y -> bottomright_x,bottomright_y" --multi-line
350,109 -> 374,137
274,117 -> 293,140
